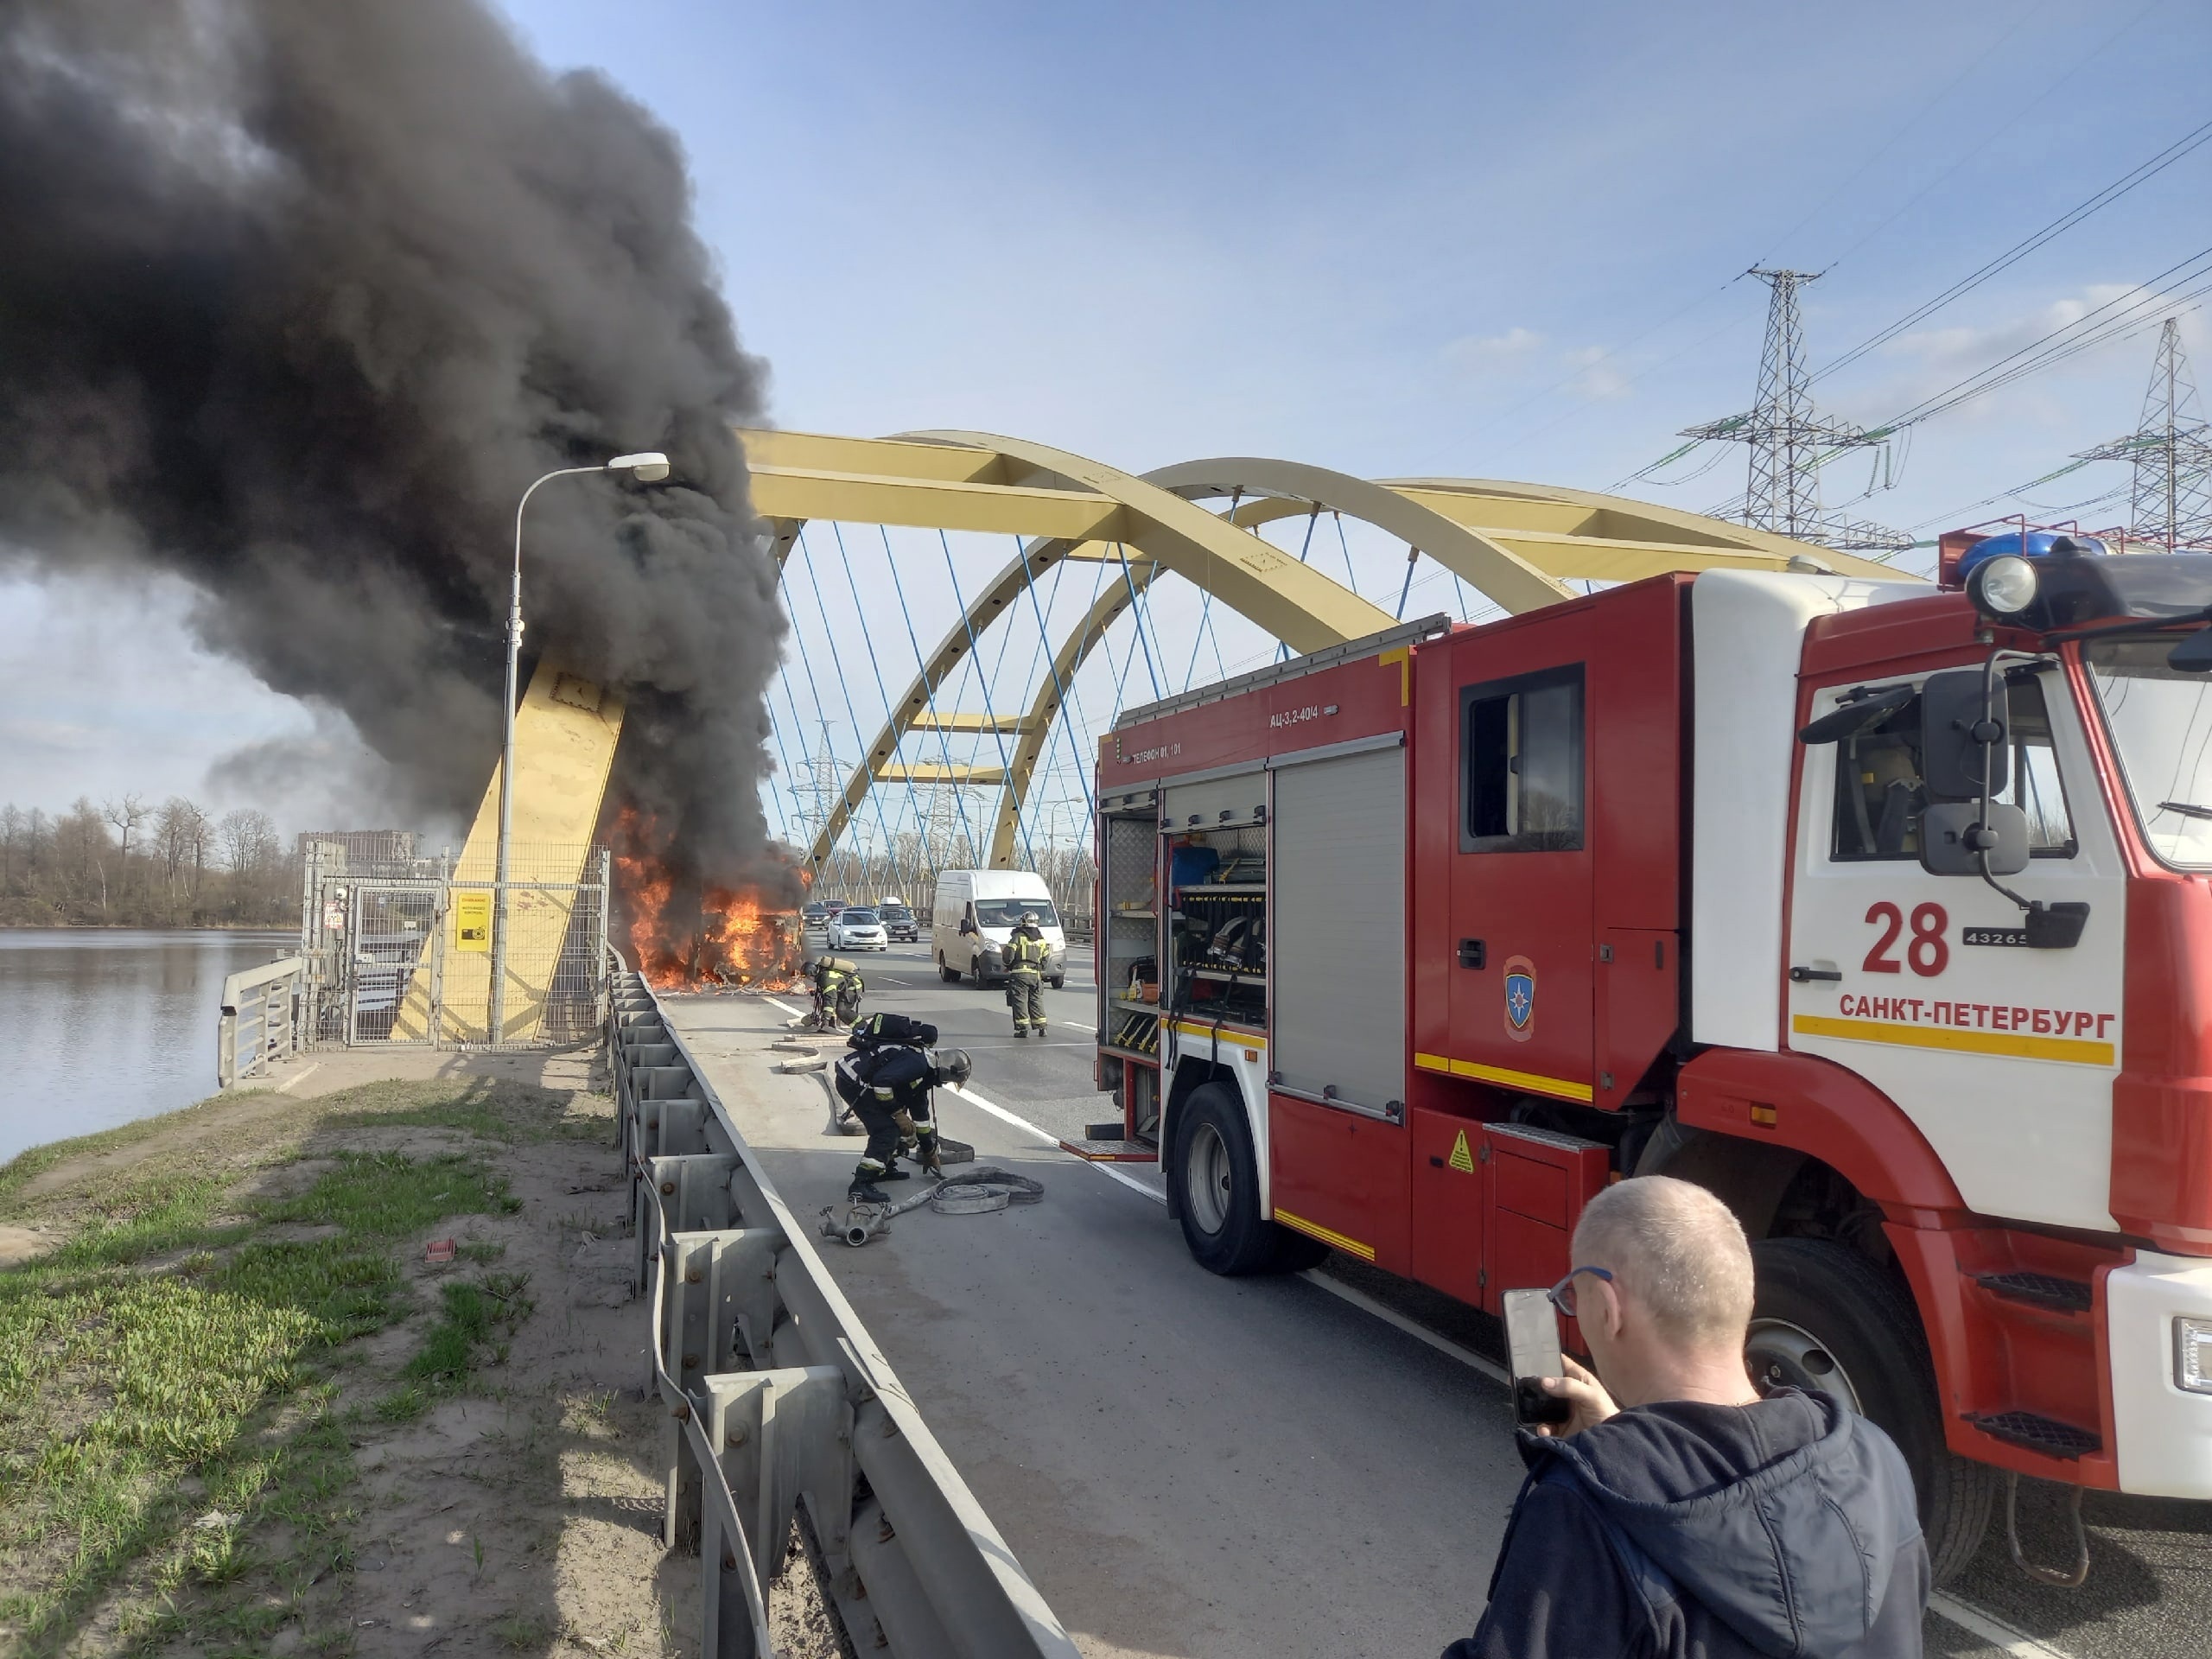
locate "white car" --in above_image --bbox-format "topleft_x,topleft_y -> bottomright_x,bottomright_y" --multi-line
826,907 -> 889,950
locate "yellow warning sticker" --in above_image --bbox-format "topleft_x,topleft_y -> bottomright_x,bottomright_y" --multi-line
454,891 -> 492,953
1447,1128 -> 1476,1174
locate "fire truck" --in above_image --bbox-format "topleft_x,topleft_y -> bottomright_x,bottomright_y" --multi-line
1079,533 -> 2212,1581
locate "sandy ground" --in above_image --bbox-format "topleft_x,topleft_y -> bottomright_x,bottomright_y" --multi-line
3,1043 -> 852,1659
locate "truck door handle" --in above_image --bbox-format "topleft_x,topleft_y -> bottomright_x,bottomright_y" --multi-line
1789,966 -> 1842,982
1458,938 -> 1485,969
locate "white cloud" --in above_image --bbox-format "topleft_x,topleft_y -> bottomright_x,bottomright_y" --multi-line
1443,327 -> 1545,370
1567,345 -> 1632,402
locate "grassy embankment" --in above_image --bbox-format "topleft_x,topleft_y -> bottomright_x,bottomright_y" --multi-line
0,1077 -> 607,1656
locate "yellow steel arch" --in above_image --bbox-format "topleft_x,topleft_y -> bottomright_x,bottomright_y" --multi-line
774,431 -> 1397,868
736,427 -> 1918,875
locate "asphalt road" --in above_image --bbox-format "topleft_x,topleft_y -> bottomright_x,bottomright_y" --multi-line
665,942 -> 2211,1659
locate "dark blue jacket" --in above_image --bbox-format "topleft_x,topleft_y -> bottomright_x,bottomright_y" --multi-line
1445,1389 -> 1927,1659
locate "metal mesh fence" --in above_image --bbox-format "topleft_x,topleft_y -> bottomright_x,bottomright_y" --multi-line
299,848 -> 609,1048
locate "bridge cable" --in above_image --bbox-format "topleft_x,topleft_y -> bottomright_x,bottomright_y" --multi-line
876,524 -> 982,863
1395,545 -> 1421,620
1019,557 -> 1103,868
1182,490 -> 1239,692
938,530 -> 1038,870
798,527 -> 906,884
794,529 -> 905,886
1115,542 -> 1164,702
771,555 -> 842,876
1277,503 -> 1325,662
1015,537 -> 1098,830
830,522 -> 928,890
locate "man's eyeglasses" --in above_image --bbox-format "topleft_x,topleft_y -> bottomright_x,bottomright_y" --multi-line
1546,1265 -> 1614,1319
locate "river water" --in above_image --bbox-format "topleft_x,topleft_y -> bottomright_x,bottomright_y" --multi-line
0,928 -> 296,1165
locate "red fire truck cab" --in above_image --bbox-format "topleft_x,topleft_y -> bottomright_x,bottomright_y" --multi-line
1083,540 -> 2212,1580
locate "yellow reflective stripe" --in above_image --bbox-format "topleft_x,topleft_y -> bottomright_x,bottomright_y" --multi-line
1413,1051 -> 1594,1103
1791,1013 -> 2114,1067
1273,1207 -> 1376,1262
1172,1022 -> 1264,1044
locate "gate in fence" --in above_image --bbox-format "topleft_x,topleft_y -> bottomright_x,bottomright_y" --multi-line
299,839 -> 612,1047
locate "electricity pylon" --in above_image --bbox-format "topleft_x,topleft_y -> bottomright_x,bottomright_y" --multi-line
1681,269 -> 1910,553
2075,319 -> 2212,551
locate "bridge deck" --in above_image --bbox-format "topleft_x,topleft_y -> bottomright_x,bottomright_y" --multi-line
659,945 -> 2189,1659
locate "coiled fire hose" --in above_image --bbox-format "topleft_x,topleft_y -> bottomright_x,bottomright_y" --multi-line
819,1168 -> 1044,1248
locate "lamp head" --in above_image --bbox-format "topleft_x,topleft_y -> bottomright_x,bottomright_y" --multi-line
607,451 -> 671,482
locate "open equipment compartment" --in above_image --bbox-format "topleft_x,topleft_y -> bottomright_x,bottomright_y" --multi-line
1163,772 -> 1269,1032
1077,789 -> 1166,1160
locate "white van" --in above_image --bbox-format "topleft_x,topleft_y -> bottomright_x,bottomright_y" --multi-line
932,869 -> 1068,988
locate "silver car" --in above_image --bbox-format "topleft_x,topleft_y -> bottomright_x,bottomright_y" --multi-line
826,907 -> 889,950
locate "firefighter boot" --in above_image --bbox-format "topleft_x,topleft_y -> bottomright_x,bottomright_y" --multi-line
848,1163 -> 892,1204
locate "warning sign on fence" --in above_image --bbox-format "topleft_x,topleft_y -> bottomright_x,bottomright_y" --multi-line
454,891 -> 492,952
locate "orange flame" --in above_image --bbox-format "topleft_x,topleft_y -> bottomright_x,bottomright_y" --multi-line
612,804 -> 804,991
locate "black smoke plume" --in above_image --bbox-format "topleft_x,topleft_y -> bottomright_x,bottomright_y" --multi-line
0,0 -> 794,893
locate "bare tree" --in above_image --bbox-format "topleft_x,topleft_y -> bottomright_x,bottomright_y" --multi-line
0,803 -> 21,891
58,798 -> 111,913
102,794 -> 149,911
154,798 -> 210,921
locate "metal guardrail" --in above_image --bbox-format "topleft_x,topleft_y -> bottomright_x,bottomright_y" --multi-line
217,957 -> 303,1088
608,967 -> 1080,1659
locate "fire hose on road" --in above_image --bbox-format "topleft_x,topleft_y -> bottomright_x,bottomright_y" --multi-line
820,1167 -> 1046,1248
772,1040 -> 1044,1246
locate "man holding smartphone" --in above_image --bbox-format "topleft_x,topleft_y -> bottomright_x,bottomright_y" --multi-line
1443,1177 -> 1929,1659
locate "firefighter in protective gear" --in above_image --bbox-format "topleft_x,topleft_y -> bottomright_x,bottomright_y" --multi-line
1004,911 -> 1051,1038
836,1046 -> 971,1201
808,955 -> 864,1031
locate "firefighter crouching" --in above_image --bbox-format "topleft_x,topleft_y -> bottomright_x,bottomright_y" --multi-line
835,1014 -> 972,1201
1004,911 -> 1051,1038
807,955 -> 864,1031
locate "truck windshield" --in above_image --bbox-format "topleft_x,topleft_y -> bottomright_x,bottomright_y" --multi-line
974,899 -> 1058,928
2085,638 -> 2212,868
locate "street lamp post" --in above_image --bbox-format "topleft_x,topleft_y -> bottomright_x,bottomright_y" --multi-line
488,451 -> 671,1044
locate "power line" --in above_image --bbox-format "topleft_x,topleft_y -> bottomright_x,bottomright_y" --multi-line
1866,244 -> 2212,434
1813,114 -> 2212,385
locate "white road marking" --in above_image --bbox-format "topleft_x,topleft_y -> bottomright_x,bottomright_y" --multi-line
941,1084 -> 1166,1205
1300,1272 -> 1511,1386
274,1062 -> 322,1095
1925,1593 -> 2078,1658
764,996 -> 805,1018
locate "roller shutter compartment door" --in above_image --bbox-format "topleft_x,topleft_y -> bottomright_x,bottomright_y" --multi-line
1273,746 -> 1406,1114
1162,772 -> 1267,831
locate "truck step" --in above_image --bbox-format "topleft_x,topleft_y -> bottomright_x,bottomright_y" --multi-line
1058,1137 -> 1160,1163
1974,1271 -> 2094,1314
1965,1409 -> 2102,1459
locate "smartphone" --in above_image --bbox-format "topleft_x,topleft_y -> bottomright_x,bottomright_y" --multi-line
1502,1288 -> 1572,1427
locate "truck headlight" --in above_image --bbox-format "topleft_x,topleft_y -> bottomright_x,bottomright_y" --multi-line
2177,1316 -> 2212,1394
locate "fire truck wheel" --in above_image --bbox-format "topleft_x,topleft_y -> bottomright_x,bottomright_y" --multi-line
1748,1237 -> 1996,1584
1173,1083 -> 1307,1275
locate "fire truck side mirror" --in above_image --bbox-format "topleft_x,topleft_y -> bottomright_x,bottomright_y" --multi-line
1919,668 -> 2012,802
1919,801 -> 2030,878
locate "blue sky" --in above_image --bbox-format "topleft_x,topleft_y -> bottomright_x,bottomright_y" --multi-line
7,0 -> 2209,850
